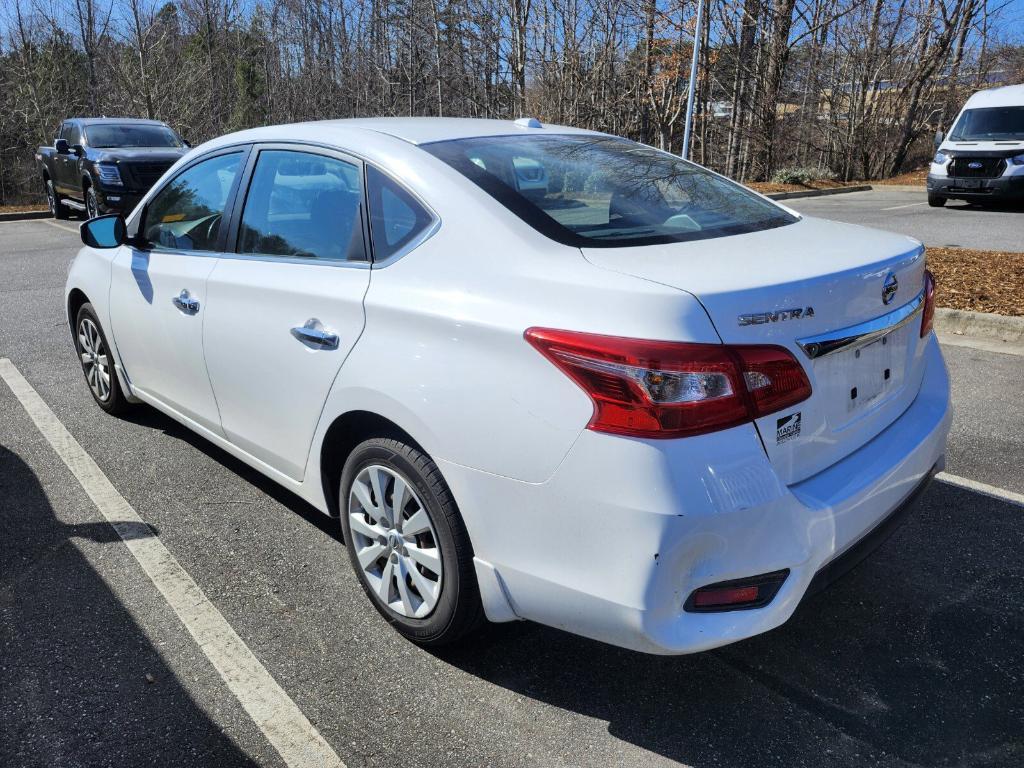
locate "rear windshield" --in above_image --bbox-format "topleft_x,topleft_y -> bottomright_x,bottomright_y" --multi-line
85,124 -> 182,149
949,106 -> 1024,141
423,135 -> 796,247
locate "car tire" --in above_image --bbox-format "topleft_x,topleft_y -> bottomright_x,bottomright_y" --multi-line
927,194 -> 946,208
74,303 -> 130,415
46,178 -> 70,220
339,438 -> 483,646
85,186 -> 99,219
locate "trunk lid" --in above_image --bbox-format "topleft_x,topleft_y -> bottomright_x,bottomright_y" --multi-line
581,216 -> 930,485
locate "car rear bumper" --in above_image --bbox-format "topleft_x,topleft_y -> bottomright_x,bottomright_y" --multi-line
441,334 -> 952,654
927,172 -> 1024,201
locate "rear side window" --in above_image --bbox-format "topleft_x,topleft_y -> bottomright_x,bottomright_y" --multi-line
424,135 -> 796,248
144,152 -> 242,252
366,166 -> 433,260
238,150 -> 366,262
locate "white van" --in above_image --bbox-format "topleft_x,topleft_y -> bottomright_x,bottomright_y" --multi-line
927,84 -> 1024,207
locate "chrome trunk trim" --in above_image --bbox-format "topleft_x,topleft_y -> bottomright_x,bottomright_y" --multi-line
796,291 -> 925,360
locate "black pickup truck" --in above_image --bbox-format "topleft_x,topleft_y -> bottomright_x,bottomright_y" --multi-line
36,118 -> 188,220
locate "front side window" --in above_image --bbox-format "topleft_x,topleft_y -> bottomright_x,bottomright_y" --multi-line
144,152 -> 242,252
66,123 -> 82,146
949,106 -> 1024,141
424,135 -> 796,247
366,165 -> 434,260
238,150 -> 366,262
86,124 -> 183,149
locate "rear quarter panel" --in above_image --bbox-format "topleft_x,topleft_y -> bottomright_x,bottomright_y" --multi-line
304,147 -> 725,492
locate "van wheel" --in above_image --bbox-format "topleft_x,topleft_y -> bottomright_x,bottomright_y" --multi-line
340,438 -> 483,646
928,194 -> 946,208
46,178 -> 69,220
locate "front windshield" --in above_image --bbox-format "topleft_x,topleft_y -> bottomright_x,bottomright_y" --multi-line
86,124 -> 182,149
949,107 -> 1024,141
423,135 -> 796,247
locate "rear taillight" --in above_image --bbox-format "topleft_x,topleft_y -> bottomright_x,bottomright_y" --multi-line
524,328 -> 811,439
921,269 -> 936,337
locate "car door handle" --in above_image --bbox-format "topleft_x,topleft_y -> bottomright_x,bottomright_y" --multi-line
290,319 -> 339,350
172,289 -> 200,315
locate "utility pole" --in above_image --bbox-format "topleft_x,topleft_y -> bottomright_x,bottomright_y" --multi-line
681,0 -> 705,160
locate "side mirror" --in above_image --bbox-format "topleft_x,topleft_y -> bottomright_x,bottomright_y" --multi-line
934,130 -> 944,148
71,143 -> 85,157
55,138 -> 70,154
81,214 -> 126,248
182,139 -> 192,148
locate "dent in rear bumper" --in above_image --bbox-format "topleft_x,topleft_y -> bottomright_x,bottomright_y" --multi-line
444,335 -> 952,655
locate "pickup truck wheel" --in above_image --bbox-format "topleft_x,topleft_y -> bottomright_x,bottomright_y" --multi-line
927,194 -> 946,208
46,179 -> 69,220
85,187 -> 99,219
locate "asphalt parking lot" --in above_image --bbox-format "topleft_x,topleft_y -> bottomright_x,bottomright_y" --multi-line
789,186 -> 1024,252
2,218 -> 1023,768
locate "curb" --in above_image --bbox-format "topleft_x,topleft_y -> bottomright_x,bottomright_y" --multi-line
934,307 -> 1024,343
0,210 -> 52,223
870,184 -> 924,193
766,185 -> 872,201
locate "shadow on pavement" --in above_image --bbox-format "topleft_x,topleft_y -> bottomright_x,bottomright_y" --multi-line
437,482 -> 1024,767
119,406 -> 340,543
0,444 -> 259,767
945,200 -> 1024,214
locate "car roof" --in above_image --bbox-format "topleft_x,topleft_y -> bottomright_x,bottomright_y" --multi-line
964,84 -> 1024,109
291,117 -> 602,145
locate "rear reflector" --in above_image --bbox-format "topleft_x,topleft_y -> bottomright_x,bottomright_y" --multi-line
694,585 -> 759,608
921,269 -> 936,338
684,570 -> 789,612
524,328 -> 811,439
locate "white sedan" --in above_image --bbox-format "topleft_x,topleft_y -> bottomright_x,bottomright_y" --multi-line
68,118 -> 950,654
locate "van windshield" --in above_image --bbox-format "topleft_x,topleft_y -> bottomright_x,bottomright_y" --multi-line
949,106 -> 1024,141
423,135 -> 797,247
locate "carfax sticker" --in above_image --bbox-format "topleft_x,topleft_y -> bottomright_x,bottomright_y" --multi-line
776,412 -> 802,444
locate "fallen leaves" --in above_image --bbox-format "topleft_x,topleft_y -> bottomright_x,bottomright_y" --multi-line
926,247 -> 1024,317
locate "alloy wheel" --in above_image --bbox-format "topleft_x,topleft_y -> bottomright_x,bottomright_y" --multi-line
46,181 -> 56,215
348,464 -> 443,619
78,317 -> 111,402
86,189 -> 98,219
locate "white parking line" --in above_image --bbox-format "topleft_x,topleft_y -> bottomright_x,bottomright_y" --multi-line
42,219 -> 78,234
937,471 -> 1024,508
0,358 -> 346,768
880,202 -> 927,211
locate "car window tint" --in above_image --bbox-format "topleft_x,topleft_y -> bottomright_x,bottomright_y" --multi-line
66,123 -> 82,145
238,150 -> 366,262
144,152 -> 242,252
424,135 -> 796,248
366,165 -> 433,260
